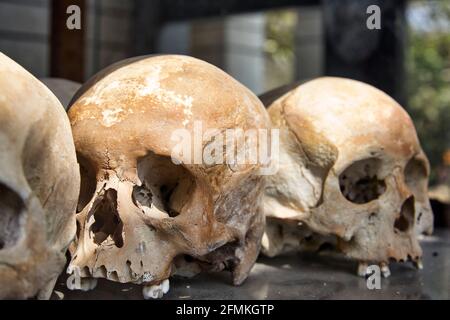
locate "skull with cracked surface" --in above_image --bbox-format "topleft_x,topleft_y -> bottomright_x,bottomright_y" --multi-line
0,53 -> 79,299
261,77 -> 433,276
67,55 -> 271,298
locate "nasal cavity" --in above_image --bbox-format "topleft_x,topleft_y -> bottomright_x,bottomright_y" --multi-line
0,183 -> 25,250
90,188 -> 124,248
394,196 -> 415,233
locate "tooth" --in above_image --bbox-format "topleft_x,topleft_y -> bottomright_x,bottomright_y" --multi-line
66,275 -> 97,291
161,279 -> 170,294
357,262 -> 369,277
54,290 -> 64,300
380,262 -> 391,278
413,259 -> 423,270
142,279 -> 170,299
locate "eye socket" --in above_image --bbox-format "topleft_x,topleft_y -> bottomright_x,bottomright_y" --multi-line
76,153 -> 97,213
404,156 -> 428,199
0,183 -> 25,250
339,158 -> 386,204
133,152 -> 195,218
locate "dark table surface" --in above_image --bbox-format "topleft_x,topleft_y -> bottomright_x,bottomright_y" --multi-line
52,229 -> 450,300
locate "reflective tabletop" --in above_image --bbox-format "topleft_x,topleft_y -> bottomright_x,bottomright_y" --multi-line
54,229 -> 450,300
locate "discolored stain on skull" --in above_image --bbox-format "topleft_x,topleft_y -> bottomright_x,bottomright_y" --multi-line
0,183 -> 25,250
339,158 -> 386,204
89,188 -> 124,248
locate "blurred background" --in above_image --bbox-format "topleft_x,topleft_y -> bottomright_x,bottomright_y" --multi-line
0,0 -> 449,223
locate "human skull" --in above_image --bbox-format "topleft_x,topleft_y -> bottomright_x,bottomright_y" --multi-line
0,53 -> 80,299
262,77 -> 433,276
67,55 -> 271,298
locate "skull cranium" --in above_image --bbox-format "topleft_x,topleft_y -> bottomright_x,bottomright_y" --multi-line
262,77 -> 433,275
67,55 -> 271,298
0,53 -> 80,299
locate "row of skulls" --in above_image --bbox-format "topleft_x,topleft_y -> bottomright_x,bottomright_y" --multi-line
0,52 -> 433,299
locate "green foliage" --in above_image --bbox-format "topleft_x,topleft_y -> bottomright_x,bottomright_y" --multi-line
406,1 -> 450,184
264,11 -> 297,65
263,10 -> 298,91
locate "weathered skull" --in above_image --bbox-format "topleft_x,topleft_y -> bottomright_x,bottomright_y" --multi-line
0,53 -> 80,299
67,55 -> 271,298
262,77 -> 433,276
